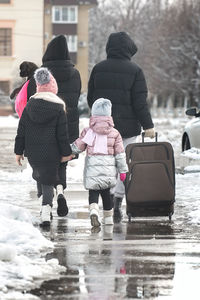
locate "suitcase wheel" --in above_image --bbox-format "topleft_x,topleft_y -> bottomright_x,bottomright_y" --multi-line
128,213 -> 132,223
169,213 -> 173,221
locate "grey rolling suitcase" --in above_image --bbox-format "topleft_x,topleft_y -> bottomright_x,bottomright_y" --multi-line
125,133 -> 175,221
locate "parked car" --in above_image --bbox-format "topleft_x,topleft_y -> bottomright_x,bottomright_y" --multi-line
182,107 -> 200,151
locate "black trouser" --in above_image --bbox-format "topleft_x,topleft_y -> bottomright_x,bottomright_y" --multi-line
89,188 -> 113,211
55,162 -> 68,190
37,182 -> 54,207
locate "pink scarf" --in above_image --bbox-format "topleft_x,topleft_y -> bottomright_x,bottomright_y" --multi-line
82,128 -> 108,154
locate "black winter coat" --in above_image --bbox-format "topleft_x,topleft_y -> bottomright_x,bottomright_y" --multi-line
87,32 -> 153,138
14,92 -> 72,185
27,35 -> 81,143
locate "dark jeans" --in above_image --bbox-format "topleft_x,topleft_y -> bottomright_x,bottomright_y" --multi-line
37,182 -> 54,207
89,188 -> 113,211
56,162 -> 68,190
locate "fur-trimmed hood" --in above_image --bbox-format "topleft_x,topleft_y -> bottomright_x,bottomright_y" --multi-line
26,92 -> 66,124
32,92 -> 66,110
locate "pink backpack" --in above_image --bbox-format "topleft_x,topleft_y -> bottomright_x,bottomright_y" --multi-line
15,80 -> 29,118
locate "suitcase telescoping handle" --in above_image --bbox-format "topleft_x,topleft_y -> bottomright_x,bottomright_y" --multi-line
142,131 -> 158,142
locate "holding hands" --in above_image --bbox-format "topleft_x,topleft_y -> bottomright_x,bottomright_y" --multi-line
61,154 -> 75,163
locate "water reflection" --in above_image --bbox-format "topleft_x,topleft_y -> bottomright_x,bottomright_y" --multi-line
31,218 -> 176,299
125,221 -> 175,298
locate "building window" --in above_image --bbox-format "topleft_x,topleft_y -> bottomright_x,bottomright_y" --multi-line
65,35 -> 77,52
0,81 -> 10,95
0,28 -> 12,56
52,35 -> 77,52
0,0 -> 11,3
52,6 -> 78,23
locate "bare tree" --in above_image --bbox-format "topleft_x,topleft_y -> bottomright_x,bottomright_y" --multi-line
148,0 -> 200,106
89,0 -> 200,106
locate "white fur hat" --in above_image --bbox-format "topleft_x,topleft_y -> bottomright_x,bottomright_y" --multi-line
91,98 -> 112,116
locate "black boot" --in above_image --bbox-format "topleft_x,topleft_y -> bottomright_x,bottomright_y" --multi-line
57,194 -> 68,216
113,197 -> 123,223
56,184 -> 68,216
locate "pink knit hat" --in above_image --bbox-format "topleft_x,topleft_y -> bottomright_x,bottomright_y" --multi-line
34,67 -> 58,94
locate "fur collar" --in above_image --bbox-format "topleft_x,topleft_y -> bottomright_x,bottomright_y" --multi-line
32,92 -> 66,111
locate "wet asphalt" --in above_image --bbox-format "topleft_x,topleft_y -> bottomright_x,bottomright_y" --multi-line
1,123 -> 200,300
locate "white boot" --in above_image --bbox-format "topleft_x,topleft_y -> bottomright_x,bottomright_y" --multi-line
102,209 -> 114,225
39,197 -> 53,220
89,203 -> 101,227
41,205 -> 52,226
103,225 -> 114,240
56,184 -> 64,195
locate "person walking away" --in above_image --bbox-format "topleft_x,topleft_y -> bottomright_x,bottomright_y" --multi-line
87,31 -> 155,222
14,68 -> 73,226
71,98 -> 128,227
27,35 -> 81,217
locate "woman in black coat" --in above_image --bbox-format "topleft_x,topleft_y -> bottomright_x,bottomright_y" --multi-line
87,32 -> 155,222
15,68 -> 73,226
27,35 -> 81,216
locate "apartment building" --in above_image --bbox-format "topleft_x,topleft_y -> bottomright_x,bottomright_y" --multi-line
0,0 -> 97,97
0,0 -> 44,96
44,0 -> 97,92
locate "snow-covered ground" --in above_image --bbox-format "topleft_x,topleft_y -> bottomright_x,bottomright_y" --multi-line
0,114 -> 200,299
0,203 -> 65,300
0,116 -> 65,300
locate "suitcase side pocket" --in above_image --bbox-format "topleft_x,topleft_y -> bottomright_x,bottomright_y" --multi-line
127,144 -> 170,165
126,161 -> 175,204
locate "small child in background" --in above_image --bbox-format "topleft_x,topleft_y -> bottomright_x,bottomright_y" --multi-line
71,98 -> 128,227
14,67 -> 73,226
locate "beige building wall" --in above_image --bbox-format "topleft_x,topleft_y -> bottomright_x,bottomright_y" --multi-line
77,5 -> 93,93
44,2 -> 52,51
0,0 -> 44,93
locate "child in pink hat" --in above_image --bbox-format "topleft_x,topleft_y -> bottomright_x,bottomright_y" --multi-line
14,67 -> 73,226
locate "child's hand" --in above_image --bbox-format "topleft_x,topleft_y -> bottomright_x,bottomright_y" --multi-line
16,154 -> 24,166
61,154 -> 75,163
120,173 -> 126,182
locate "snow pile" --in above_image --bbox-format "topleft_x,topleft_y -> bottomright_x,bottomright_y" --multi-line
176,172 -> 200,225
0,115 -> 19,128
181,147 -> 200,160
153,117 -> 187,154
0,203 -> 65,299
0,292 -> 38,300
184,165 -> 200,173
0,162 -> 33,183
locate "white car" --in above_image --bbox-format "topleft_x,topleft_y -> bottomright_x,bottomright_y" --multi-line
182,107 -> 200,151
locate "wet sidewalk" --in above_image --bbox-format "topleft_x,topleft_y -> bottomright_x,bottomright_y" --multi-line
1,124 -> 200,299
28,187 -> 200,300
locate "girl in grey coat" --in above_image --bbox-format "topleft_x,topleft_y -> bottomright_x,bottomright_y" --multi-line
71,98 -> 128,227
